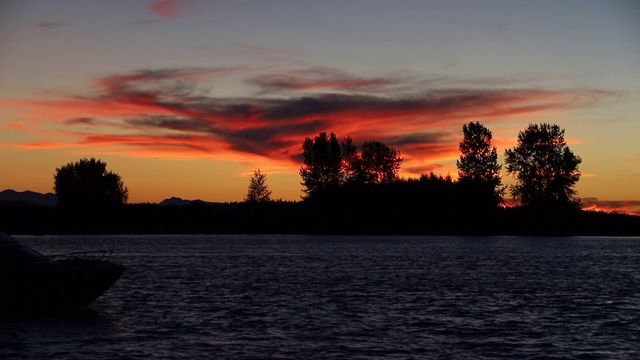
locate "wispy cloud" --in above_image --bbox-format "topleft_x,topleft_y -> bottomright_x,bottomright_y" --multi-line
65,117 -> 95,126
246,68 -> 404,94
581,198 -> 640,216
147,0 -> 189,19
3,123 -> 25,130
2,66 -> 617,171
131,0 -> 197,25
403,163 -> 449,177
33,22 -> 65,29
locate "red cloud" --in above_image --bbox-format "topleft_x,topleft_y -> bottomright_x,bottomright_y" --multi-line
2,67 -> 618,174
147,0 -> 190,19
132,0 -> 202,25
581,198 -> 640,216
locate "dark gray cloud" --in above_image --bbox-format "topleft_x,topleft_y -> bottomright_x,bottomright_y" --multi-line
224,120 -> 328,155
386,132 -> 452,147
245,68 -> 402,94
52,67 -> 618,167
33,22 -> 65,29
65,117 -> 95,125
403,164 -> 448,176
126,116 -> 212,132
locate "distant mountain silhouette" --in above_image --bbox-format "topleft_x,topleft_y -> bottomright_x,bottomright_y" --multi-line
0,189 -> 224,208
0,189 -> 59,207
158,197 -> 221,207
158,197 -> 193,206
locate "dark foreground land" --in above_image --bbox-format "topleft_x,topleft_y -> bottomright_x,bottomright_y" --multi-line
1,201 -> 639,236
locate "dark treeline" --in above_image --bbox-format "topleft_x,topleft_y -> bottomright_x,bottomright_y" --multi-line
1,122 -> 639,236
1,200 -> 639,236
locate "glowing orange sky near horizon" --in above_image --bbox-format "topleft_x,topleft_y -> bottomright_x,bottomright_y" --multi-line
1,0 -> 639,215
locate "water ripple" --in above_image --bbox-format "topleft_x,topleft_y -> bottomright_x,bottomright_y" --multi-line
3,235 -> 640,359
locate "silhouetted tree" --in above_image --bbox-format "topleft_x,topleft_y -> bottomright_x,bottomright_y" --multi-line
504,123 -> 582,209
300,132 -> 345,198
340,135 -> 359,184
245,169 -> 272,202
54,158 -> 128,210
356,141 -> 403,184
457,121 -> 504,205
420,172 -> 454,184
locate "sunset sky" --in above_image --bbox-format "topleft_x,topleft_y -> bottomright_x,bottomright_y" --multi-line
1,0 -> 639,214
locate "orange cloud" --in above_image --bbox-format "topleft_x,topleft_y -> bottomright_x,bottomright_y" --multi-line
2,67 -> 617,175
581,198 -> 640,216
16,141 -> 70,149
3,123 -> 25,130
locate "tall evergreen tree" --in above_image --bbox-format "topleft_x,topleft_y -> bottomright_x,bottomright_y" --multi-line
245,169 -> 272,202
456,121 -> 504,204
504,123 -> 582,209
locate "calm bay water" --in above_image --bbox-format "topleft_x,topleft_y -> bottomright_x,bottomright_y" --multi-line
2,235 -> 640,359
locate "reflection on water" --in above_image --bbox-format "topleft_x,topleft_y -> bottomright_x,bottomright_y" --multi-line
3,235 -> 640,359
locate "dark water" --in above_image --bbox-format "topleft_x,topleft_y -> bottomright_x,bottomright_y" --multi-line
2,235 -> 640,359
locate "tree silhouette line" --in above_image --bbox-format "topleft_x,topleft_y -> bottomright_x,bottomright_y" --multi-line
1,122 -> 638,235
296,122 -> 581,211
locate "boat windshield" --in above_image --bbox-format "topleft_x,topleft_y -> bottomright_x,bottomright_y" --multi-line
0,233 -> 47,265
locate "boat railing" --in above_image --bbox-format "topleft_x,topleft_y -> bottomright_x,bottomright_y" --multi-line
47,249 -> 120,262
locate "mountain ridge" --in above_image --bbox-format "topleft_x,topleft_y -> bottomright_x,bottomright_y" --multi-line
0,189 -> 219,207
0,189 -> 58,207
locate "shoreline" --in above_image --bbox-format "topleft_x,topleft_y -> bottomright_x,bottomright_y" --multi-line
1,203 -> 639,236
